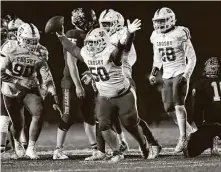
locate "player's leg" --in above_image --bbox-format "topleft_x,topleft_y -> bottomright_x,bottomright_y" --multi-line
173,74 -> 190,152
81,84 -> 97,150
117,89 -> 149,159
130,86 -> 161,158
112,115 -> 129,153
0,93 -> 10,152
53,88 -> 73,160
3,95 -> 25,157
96,96 -> 122,162
184,124 -> 221,157
85,122 -> 107,161
23,93 -> 44,159
19,106 -> 28,149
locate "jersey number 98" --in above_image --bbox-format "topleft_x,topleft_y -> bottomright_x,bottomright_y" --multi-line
159,47 -> 176,62
12,63 -> 34,77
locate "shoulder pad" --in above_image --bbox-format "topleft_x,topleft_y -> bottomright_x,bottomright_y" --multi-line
176,26 -> 191,41
1,40 -> 17,55
36,44 -> 49,61
150,31 -> 158,44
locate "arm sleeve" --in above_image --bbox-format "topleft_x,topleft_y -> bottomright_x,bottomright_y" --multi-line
153,45 -> 162,70
39,61 -> 57,96
66,51 -> 83,89
58,35 -> 84,62
182,39 -> 197,79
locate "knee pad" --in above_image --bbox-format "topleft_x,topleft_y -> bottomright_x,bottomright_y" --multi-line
164,103 -> 175,113
0,116 -> 10,133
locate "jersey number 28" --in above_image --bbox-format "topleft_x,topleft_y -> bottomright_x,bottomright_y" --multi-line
211,81 -> 221,101
159,47 -> 176,62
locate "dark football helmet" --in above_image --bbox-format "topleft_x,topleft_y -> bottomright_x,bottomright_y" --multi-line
71,8 -> 98,32
203,57 -> 221,78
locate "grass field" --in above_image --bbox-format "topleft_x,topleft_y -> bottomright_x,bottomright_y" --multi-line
1,121 -> 221,172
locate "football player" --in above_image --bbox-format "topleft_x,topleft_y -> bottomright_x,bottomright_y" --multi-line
184,57 -> 221,157
0,15 -> 26,153
55,19 -> 151,162
0,23 -> 60,159
149,7 -> 197,153
53,8 -> 99,160
90,9 -> 161,160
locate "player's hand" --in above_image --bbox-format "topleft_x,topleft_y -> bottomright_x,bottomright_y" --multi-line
127,19 -> 141,33
55,25 -> 65,37
17,78 -> 38,89
81,71 -> 93,85
53,104 -> 63,117
76,86 -> 85,99
149,75 -> 157,85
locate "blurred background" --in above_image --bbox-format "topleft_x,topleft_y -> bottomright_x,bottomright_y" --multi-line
1,1 -> 221,125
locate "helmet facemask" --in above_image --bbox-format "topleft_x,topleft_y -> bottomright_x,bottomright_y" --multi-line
152,8 -> 176,34
85,37 -> 107,56
99,9 -> 124,36
19,37 -> 39,52
153,15 -> 175,33
84,28 -> 108,56
17,23 -> 40,52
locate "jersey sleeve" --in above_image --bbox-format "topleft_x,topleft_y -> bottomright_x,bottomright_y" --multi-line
178,27 -> 196,79
152,44 -> 162,70
177,26 -> 191,42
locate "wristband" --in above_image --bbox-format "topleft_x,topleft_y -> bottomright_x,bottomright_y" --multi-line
151,67 -> 159,77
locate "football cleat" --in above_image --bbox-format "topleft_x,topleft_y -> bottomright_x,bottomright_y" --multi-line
26,147 -> 40,159
53,148 -> 69,160
14,142 -> 25,158
174,137 -> 187,153
85,150 -> 106,161
119,140 -> 129,153
211,136 -> 220,156
148,145 -> 162,159
109,151 -> 124,163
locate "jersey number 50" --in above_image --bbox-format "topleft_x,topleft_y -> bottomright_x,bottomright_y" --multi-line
89,67 -> 110,82
159,47 -> 176,62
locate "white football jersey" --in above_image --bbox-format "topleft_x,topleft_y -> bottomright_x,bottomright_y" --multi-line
150,26 -> 194,79
0,40 -> 54,97
81,43 -> 130,98
110,26 -> 137,78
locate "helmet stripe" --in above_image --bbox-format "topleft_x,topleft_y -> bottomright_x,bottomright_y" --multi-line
28,23 -> 35,35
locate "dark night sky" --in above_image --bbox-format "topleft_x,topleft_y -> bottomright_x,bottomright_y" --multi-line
1,1 -> 221,123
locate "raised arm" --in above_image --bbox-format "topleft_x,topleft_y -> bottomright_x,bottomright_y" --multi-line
56,27 -> 84,62
111,19 -> 141,66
